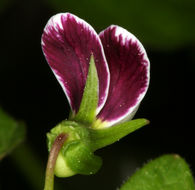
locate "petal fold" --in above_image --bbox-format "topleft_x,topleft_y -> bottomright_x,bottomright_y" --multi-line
97,25 -> 150,127
41,13 -> 109,114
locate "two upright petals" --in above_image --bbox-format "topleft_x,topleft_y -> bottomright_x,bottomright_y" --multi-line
41,13 -> 150,127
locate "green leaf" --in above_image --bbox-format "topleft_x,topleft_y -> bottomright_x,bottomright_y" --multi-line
73,55 -> 98,125
89,119 -> 149,151
0,107 -> 26,160
120,154 -> 195,190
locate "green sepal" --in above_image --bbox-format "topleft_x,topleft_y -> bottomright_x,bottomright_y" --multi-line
120,154 -> 195,190
65,142 -> 102,175
73,55 -> 99,126
89,119 -> 149,151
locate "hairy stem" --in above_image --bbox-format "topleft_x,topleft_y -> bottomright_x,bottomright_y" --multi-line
44,133 -> 68,190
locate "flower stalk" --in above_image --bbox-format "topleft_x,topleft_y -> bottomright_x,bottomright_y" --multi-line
44,133 -> 68,190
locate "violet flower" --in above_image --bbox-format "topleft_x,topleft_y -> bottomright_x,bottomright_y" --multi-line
41,13 -> 150,177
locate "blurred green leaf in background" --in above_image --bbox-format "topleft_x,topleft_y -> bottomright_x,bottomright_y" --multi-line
0,0 -> 13,14
45,0 -> 195,50
0,107 -> 26,160
2,0 -> 194,50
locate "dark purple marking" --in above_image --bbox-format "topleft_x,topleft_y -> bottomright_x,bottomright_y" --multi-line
97,26 -> 149,124
41,13 -> 109,113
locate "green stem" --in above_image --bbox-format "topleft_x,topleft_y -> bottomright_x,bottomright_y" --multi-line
44,133 -> 68,190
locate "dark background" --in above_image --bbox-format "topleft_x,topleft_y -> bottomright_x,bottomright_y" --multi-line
0,0 -> 195,189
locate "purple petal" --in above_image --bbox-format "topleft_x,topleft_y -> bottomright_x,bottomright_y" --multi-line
97,25 -> 150,127
41,13 -> 110,114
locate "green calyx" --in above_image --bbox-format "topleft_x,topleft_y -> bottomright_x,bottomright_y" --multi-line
47,119 -> 149,178
47,120 -> 101,177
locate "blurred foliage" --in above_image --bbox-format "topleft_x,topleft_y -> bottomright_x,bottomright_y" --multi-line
120,154 -> 195,190
0,107 -> 26,160
0,0 -> 13,14
44,0 -> 195,50
1,0 -> 194,50
10,143 -> 46,190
